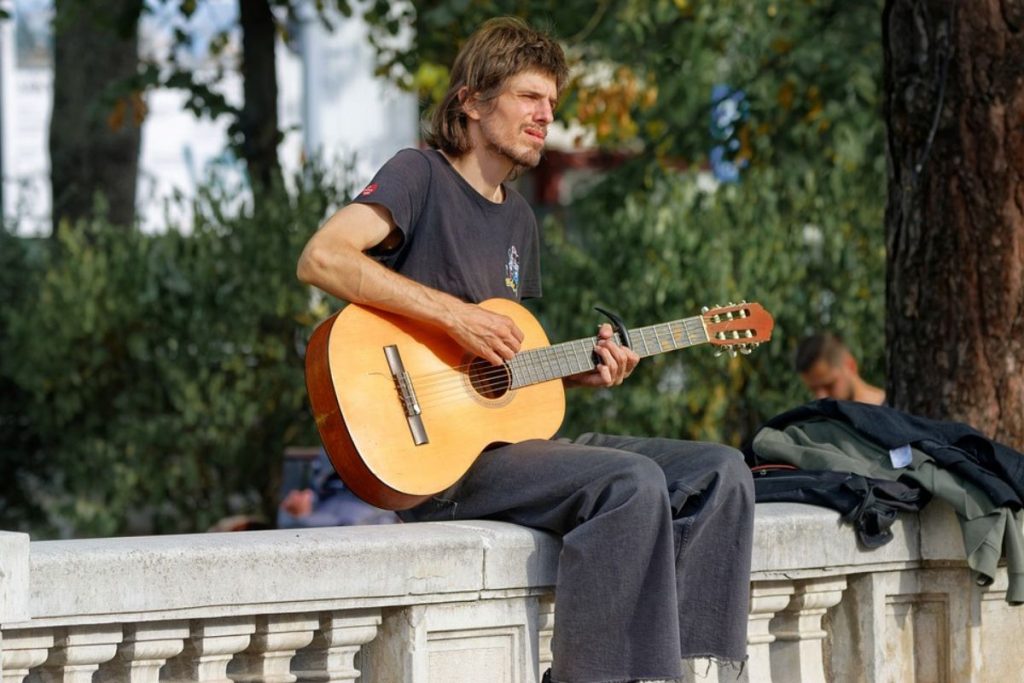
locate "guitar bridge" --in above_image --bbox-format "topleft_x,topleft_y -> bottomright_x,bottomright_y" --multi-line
383,345 -> 429,446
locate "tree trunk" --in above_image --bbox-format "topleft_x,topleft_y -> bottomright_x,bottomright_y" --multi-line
49,0 -> 142,232
238,0 -> 283,192
883,0 -> 1024,447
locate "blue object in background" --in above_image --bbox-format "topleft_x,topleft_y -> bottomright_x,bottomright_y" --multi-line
277,449 -> 400,528
709,84 -> 749,183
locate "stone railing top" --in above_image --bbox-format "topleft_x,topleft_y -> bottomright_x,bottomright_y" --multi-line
751,502 -> 920,580
2,501 -> 968,630
16,520 -> 557,628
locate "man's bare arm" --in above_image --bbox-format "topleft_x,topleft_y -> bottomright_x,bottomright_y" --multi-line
297,203 -> 523,365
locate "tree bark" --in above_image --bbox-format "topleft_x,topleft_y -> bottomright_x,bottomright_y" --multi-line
49,0 -> 142,232
238,0 -> 283,192
884,0 -> 1024,447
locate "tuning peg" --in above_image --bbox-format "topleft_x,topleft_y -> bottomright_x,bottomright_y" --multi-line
730,349 -> 739,358
701,306 -> 709,314
740,346 -> 752,355
714,349 -> 725,358
716,332 -> 727,340
745,330 -> 754,338
731,331 -> 741,339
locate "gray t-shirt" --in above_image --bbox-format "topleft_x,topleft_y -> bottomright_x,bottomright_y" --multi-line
352,148 -> 542,303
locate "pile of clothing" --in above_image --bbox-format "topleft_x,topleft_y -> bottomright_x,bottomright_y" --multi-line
744,399 -> 1024,605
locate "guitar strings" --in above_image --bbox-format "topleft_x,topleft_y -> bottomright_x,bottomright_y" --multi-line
407,322 -> 711,407
405,338 -> 595,386
409,322 -> 709,401
408,317 -> 707,394
410,331 -> 610,396
409,343 -> 596,400
405,336 -> 601,389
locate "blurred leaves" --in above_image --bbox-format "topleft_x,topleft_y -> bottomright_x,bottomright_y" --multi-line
367,0 -> 883,172
539,161 -> 885,447
0,164 -> 354,538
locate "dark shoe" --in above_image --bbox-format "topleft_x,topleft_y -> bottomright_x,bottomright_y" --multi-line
541,669 -> 552,683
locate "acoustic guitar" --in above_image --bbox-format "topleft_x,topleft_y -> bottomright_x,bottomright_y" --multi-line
305,298 -> 774,510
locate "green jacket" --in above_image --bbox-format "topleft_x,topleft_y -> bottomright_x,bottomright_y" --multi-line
753,416 -> 1024,604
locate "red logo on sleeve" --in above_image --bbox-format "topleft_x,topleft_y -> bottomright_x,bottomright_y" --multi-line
360,183 -> 379,196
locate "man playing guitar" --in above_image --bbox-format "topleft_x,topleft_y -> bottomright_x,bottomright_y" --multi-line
297,17 -> 754,683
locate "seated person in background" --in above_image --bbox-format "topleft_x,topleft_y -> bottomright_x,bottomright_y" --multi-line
278,450 -> 400,528
794,332 -> 885,405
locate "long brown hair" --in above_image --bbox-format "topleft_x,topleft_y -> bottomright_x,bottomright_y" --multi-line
425,17 -> 569,157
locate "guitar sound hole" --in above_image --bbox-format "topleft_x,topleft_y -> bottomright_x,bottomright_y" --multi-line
468,357 -> 511,399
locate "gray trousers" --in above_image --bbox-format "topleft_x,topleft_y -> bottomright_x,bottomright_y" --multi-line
399,433 -> 755,683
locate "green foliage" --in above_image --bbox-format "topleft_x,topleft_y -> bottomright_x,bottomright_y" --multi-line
0,166 -> 353,538
582,0 -> 885,164
539,161 -> 885,446
0,230 -> 48,531
369,0 -> 884,171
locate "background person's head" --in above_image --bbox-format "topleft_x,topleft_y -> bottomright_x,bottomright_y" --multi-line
794,332 -> 884,404
426,17 -> 569,158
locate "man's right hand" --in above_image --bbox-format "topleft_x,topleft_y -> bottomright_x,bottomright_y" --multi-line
447,302 -> 524,366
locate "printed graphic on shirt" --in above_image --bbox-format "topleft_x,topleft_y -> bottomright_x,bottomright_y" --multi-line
360,183 -> 378,197
504,246 -> 521,296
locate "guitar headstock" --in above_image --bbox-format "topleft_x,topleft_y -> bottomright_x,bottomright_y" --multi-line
702,301 -> 775,357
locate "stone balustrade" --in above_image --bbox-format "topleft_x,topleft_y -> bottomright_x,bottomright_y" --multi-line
2,501 -> 1022,682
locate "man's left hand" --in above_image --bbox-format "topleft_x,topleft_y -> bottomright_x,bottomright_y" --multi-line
565,323 -> 640,388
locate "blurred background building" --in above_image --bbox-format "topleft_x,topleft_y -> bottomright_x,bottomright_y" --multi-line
0,0 -> 418,234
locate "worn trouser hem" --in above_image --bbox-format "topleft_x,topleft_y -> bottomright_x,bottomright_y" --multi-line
545,669 -> 682,683
547,656 -> 745,683
550,678 -> 682,683
683,654 -> 747,679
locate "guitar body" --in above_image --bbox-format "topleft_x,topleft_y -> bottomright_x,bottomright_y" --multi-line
305,298 -> 566,510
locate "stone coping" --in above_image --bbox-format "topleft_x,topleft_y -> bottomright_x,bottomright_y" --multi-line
1,502 -> 966,628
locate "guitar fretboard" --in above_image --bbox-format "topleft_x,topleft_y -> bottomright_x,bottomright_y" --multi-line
507,316 -> 708,389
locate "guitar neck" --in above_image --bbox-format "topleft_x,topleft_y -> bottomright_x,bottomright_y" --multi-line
508,315 -> 708,389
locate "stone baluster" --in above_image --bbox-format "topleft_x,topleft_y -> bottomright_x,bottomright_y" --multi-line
769,577 -> 847,683
291,609 -> 381,682
162,617 -> 255,683
229,613 -> 319,683
1,629 -> 55,683
741,580 -> 796,683
536,595 -> 555,683
30,625 -> 123,683
95,621 -> 190,683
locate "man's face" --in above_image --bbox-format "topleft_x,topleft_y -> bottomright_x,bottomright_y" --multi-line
469,69 -> 557,169
800,358 -> 855,401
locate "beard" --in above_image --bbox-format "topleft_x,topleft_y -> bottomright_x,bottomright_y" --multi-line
480,121 -> 545,171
